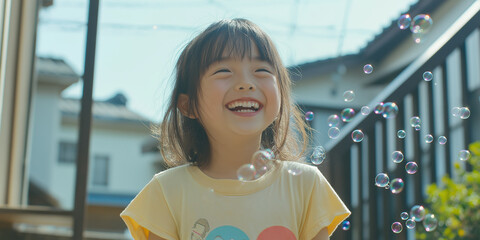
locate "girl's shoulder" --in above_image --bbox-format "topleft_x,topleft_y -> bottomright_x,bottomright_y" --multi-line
279,160 -> 323,179
153,163 -> 191,182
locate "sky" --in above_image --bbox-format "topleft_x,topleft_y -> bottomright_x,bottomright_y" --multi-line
36,0 -> 418,122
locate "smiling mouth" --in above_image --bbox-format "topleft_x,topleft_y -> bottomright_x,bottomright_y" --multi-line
226,101 -> 262,112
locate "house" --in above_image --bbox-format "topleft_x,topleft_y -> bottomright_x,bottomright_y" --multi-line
25,56 -> 163,237
289,0 -> 480,239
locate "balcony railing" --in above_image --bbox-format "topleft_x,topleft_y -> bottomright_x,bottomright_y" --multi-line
322,2 -> 480,240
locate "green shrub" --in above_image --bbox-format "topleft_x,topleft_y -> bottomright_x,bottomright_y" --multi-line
416,141 -> 480,239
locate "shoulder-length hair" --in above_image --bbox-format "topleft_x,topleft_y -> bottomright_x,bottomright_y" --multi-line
156,18 -> 311,167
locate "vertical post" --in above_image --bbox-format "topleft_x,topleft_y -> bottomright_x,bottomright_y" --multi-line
73,0 -> 99,239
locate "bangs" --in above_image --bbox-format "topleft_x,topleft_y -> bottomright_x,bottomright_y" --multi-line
197,20 -> 277,76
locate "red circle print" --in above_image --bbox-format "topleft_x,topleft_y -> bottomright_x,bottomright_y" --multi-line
257,226 -> 297,240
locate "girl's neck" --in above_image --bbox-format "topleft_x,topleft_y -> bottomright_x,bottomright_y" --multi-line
200,134 -> 262,179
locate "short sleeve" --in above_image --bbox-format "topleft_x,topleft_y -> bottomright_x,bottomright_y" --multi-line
300,169 -> 351,239
120,176 -> 178,240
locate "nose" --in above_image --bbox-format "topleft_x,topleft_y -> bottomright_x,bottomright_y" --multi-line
235,81 -> 256,91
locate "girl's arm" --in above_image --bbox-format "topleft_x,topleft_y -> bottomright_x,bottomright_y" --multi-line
311,227 -> 329,240
147,233 -> 167,240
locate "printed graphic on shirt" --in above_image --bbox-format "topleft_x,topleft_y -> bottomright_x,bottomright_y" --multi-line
205,225 -> 249,240
257,226 -> 296,240
191,218 -> 210,240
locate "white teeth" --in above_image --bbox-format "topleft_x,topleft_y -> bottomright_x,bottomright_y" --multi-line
227,101 -> 260,110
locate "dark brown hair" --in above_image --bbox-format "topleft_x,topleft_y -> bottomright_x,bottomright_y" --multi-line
156,18 -> 311,167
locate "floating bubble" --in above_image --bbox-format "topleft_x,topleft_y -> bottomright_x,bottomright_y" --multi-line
406,219 -> 416,229
237,164 -> 256,181
405,162 -> 418,174
410,14 -> 433,34
458,150 -> 471,161
363,64 -> 373,74
392,151 -> 404,163
343,90 -> 355,102
397,14 -> 412,30
459,107 -> 470,119
341,220 -> 351,231
425,134 -> 434,143
287,165 -> 303,176
397,130 -> 406,139
328,127 -> 340,139
252,150 -> 272,178
382,102 -> 399,119
414,124 -> 421,131
410,205 -> 426,222
310,146 -> 326,165
375,173 -> 389,187
423,213 -> 438,232
391,222 -> 403,234
374,102 -> 384,114
361,106 -> 371,115
304,111 -> 314,121
451,107 -> 461,117
327,114 -> 341,127
438,136 -> 447,145
390,178 -> 404,194
351,130 -> 364,142
423,71 -> 433,81
341,108 -> 355,122
264,148 -> 275,160
413,32 -> 424,44
401,212 -> 409,220
410,116 -> 421,127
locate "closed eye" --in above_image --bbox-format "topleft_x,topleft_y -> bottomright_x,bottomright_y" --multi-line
256,68 -> 272,73
214,68 -> 231,74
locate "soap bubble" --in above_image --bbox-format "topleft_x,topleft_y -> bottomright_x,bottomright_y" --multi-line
361,106 -> 371,115
252,150 -> 273,178
375,173 -> 389,187
351,130 -> 364,142
423,71 -> 433,81
327,114 -> 341,127
451,107 -> 461,117
328,127 -> 340,139
397,14 -> 412,29
414,124 -> 422,131
458,150 -> 471,161
410,205 -> 426,222
341,220 -> 351,231
363,64 -> 373,74
425,134 -> 434,143
341,108 -> 355,122
400,212 -> 409,220
405,162 -> 418,174
410,116 -> 421,127
310,146 -> 326,165
305,111 -> 314,121
237,164 -> 256,181
382,102 -> 399,119
406,219 -> 416,229
438,136 -> 447,145
374,102 -> 384,114
390,178 -> 404,194
287,164 -> 303,176
391,222 -> 403,234
397,130 -> 406,139
392,151 -> 404,163
423,213 -> 438,232
459,107 -> 470,119
343,90 -> 355,102
410,14 -> 433,34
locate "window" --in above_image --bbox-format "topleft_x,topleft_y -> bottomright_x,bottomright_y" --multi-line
92,154 -> 109,186
58,141 -> 77,163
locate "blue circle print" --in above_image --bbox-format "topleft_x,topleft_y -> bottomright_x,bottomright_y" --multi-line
206,225 -> 249,240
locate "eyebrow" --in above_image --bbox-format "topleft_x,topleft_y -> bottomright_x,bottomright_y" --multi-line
216,56 -> 267,62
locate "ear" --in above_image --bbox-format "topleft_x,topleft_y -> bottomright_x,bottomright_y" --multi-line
177,94 -> 196,119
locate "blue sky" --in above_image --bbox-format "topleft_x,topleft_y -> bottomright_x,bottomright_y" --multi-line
36,0 -> 418,122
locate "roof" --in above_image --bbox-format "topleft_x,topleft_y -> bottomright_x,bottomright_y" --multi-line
289,0 -> 445,81
36,56 -> 80,89
60,93 -> 152,125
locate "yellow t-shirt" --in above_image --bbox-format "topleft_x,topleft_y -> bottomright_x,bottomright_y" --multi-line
120,161 -> 350,240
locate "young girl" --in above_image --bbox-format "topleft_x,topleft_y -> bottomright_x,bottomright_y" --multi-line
121,18 -> 350,240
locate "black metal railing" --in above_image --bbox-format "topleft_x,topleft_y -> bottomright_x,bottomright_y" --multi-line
323,2 -> 480,240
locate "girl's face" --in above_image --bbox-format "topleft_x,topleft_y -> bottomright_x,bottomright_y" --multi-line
196,46 -> 281,141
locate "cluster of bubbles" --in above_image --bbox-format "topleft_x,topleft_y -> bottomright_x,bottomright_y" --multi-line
397,13 -> 433,43
451,106 -> 471,119
372,102 -> 399,119
392,205 -> 438,234
236,149 -> 275,181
